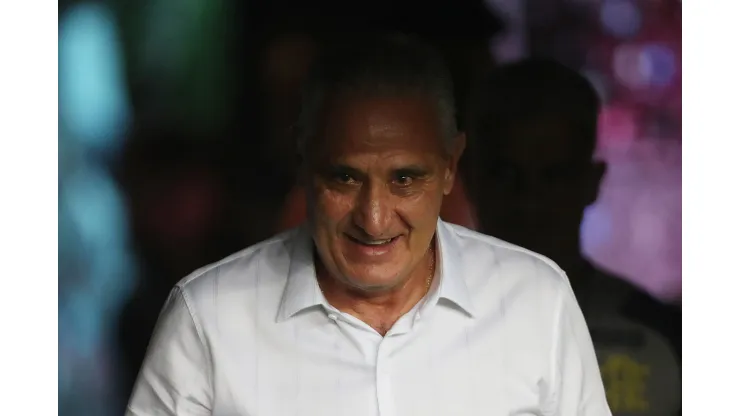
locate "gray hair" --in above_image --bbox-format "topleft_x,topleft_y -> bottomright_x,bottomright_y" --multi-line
295,33 -> 458,156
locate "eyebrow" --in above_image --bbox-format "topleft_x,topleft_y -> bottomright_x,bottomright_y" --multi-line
325,164 -> 365,177
324,164 -> 431,178
393,165 -> 430,177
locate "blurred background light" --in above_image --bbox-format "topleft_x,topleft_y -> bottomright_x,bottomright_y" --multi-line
641,43 -> 677,87
598,105 -> 638,147
581,203 -> 614,252
612,42 -> 677,91
59,3 -> 135,415
485,0 -> 528,63
600,0 -> 642,39
59,3 -> 131,154
613,43 -> 650,89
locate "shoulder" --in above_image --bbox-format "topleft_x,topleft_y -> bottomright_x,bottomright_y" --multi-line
444,221 -> 570,288
441,222 -> 574,314
174,228 -> 300,309
441,223 -> 588,384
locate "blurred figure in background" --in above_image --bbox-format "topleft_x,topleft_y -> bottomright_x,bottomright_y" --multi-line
467,59 -> 681,416
112,120 -> 246,407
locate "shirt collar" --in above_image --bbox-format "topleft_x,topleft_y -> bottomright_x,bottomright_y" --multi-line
433,219 -> 476,317
276,219 -> 476,323
276,225 -> 325,322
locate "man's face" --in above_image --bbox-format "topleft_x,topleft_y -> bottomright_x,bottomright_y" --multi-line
475,117 -> 603,269
305,95 -> 463,291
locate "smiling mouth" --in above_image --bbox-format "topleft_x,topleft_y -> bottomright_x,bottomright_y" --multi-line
346,235 -> 398,246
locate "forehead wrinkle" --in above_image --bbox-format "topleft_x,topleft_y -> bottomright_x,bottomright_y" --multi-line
334,150 -> 430,173
367,117 -> 405,143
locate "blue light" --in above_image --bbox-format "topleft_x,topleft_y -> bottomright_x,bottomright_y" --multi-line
58,3 -> 130,153
582,203 -> 614,251
641,44 -> 677,87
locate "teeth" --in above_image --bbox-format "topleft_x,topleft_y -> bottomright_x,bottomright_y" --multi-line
365,238 -> 391,246
361,238 -> 392,245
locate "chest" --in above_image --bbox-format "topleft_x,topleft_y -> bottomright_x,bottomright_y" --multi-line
208,309 -> 552,416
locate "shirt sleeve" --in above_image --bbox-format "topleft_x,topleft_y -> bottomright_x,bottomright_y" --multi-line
125,286 -> 213,416
547,281 -> 612,416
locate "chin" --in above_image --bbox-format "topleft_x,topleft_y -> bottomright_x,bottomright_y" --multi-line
340,266 -> 406,291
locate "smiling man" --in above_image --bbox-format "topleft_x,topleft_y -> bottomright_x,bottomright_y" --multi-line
126,34 -> 611,416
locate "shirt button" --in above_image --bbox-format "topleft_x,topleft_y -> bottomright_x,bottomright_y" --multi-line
328,313 -> 338,321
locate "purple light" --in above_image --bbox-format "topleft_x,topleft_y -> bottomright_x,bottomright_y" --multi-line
613,44 -> 649,88
641,44 -> 677,87
600,0 -> 642,39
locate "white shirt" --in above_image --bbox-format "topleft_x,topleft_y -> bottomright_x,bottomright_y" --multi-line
126,220 -> 611,416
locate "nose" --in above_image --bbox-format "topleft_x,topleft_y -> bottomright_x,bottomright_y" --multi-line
352,181 -> 393,238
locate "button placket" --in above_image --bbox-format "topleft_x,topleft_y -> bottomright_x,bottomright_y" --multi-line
375,339 -> 396,416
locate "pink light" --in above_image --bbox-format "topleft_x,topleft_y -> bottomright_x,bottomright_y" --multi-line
598,105 -> 638,149
613,44 -> 651,89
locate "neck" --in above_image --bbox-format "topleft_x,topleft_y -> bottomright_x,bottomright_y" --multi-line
315,243 -> 436,335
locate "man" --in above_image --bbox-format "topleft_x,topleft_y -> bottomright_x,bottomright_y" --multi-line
466,59 -> 681,415
126,34 -> 610,416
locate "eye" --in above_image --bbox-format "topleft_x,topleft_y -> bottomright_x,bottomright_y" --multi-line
393,174 -> 413,187
331,172 -> 356,185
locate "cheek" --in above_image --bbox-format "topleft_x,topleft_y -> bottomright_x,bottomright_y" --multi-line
397,188 -> 444,224
313,188 -> 354,224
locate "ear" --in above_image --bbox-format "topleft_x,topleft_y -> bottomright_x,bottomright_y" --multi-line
584,160 -> 606,206
443,132 -> 467,196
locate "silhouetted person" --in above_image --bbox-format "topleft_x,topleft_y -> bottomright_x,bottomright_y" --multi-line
467,59 -> 681,416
